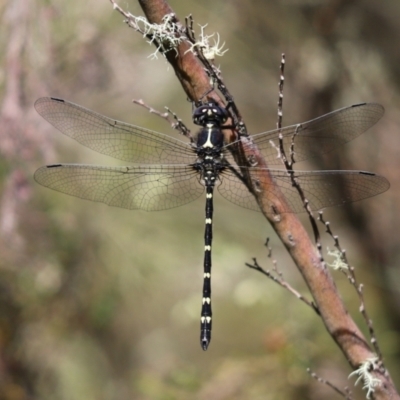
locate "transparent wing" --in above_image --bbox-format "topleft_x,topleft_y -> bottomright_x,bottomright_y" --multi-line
34,164 -> 204,211
225,103 -> 384,165
35,97 -> 195,164
218,168 -> 390,213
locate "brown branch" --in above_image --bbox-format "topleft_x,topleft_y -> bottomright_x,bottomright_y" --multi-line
138,0 -> 219,105
112,1 -> 399,398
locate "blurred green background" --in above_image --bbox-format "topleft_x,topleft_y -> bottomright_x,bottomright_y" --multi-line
1,0 -> 400,398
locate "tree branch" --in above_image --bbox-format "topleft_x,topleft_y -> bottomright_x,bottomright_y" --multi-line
112,0 -> 399,397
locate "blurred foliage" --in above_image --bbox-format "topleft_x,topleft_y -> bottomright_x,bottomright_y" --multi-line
0,0 -> 400,399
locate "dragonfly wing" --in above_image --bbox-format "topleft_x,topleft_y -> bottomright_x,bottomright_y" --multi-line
35,97 -> 195,164
218,167 -> 389,214
268,169 -> 389,213
217,167 -> 260,212
34,164 -> 204,211
229,103 -> 384,165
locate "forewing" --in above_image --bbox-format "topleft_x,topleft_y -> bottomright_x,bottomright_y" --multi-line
218,168 -> 389,213
35,97 -> 195,164
228,103 -> 384,165
34,164 -> 204,211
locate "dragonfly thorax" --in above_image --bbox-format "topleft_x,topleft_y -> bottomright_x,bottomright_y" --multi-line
196,125 -> 225,150
197,158 -> 224,188
193,102 -> 228,152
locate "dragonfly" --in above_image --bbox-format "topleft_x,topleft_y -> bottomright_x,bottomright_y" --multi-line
34,97 -> 389,350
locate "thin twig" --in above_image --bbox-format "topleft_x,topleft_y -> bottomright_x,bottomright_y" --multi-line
275,57 -> 322,246
307,368 -> 353,399
276,53 -> 285,130
318,213 -> 383,361
132,99 -> 194,141
246,257 -> 319,314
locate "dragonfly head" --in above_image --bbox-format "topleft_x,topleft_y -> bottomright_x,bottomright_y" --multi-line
193,103 -> 229,127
